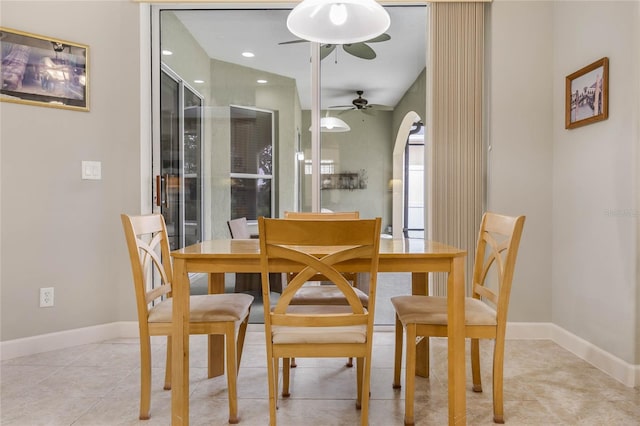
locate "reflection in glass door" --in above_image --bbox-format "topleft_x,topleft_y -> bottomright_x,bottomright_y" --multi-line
158,66 -> 203,250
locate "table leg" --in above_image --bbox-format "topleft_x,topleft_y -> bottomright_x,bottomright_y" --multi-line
171,259 -> 190,425
411,272 -> 429,377
208,273 -> 225,378
447,256 -> 466,425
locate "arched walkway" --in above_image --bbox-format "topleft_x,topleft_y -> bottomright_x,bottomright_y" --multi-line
391,111 -> 421,239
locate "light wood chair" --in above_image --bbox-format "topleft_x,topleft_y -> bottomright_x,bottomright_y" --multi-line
283,211 -> 363,368
228,217 -> 282,294
391,212 -> 525,425
227,216 -> 252,239
121,213 -> 254,423
258,217 -> 381,426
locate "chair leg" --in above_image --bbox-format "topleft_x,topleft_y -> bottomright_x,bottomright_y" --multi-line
282,358 -> 291,397
360,356 -> 372,426
225,325 -> 239,424
265,352 -> 278,426
163,336 -> 172,390
139,336 -> 153,420
471,338 -> 482,392
403,324 -> 417,426
393,315 -> 403,389
492,338 -> 506,424
291,357 -> 297,368
272,357 -> 280,410
423,336 -> 430,378
355,357 -> 364,409
346,357 -> 354,367
236,312 -> 250,371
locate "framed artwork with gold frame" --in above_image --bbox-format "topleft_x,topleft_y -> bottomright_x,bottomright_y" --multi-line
0,27 -> 89,111
565,57 -> 608,129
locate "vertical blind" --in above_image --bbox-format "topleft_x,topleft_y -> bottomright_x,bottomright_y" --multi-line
430,2 -> 485,296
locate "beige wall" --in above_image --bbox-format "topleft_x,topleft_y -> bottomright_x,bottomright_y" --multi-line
487,0 -> 639,364
1,1 -> 143,340
486,1 -> 554,324
550,1 -> 639,364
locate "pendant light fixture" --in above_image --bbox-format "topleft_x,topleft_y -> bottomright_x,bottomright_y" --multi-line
310,112 -> 351,132
287,0 -> 390,45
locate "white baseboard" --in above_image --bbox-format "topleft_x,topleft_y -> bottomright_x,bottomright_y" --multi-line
549,323 -> 639,388
2,321 -> 638,387
0,322 -> 139,361
506,322 -> 638,388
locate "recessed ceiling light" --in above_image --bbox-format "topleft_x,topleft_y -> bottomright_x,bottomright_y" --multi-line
162,49 -> 173,56
242,51 -> 255,58
194,79 -> 204,84
257,79 -> 268,84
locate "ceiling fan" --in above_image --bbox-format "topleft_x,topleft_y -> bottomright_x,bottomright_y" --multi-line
278,33 -> 391,61
329,90 -> 393,112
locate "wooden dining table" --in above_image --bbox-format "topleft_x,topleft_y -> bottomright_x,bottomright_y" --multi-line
171,237 -> 467,425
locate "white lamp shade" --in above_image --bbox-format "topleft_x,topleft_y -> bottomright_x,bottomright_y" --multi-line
309,116 -> 351,132
287,0 -> 390,45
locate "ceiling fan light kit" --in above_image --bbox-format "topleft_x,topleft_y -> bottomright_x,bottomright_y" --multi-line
329,90 -> 392,112
287,0 -> 390,45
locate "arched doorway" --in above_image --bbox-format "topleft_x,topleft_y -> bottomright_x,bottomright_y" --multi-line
392,111 -> 423,239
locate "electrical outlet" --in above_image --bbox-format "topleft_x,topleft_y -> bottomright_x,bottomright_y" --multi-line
40,287 -> 54,307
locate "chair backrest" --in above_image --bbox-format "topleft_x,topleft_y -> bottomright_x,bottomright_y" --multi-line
258,217 -> 381,329
121,214 -> 173,325
283,211 -> 361,285
284,211 -> 360,220
471,212 -> 525,327
228,217 -> 251,239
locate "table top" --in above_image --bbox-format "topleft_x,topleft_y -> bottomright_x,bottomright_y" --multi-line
171,238 -> 467,273
172,238 -> 466,262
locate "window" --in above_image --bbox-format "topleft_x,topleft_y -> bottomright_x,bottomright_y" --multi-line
304,159 -> 335,175
230,106 -> 274,220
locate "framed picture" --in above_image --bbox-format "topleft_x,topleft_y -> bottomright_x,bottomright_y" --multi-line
565,57 -> 608,129
1,27 -> 88,111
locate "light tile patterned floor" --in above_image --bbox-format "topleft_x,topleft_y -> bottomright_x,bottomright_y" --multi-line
2,328 -> 638,425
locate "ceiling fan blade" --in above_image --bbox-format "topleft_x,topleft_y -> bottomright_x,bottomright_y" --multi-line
320,44 -> 336,60
343,43 -> 376,60
278,39 -> 309,45
328,105 -> 355,110
366,33 -> 391,43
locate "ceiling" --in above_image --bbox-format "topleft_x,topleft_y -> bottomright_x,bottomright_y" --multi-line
170,6 -> 427,110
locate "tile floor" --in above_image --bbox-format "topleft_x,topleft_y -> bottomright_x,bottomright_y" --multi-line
1,328 -> 638,425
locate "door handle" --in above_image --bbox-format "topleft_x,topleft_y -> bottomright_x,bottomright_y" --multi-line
155,175 -> 169,207
156,175 -> 162,207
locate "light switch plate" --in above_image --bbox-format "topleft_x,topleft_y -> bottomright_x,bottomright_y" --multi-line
82,161 -> 101,180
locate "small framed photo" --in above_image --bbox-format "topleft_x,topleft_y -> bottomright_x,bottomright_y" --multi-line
565,57 -> 608,129
1,27 -> 88,111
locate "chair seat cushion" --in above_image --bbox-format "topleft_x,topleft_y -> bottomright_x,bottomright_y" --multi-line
148,293 -> 254,323
271,305 -> 367,344
390,296 -> 497,326
289,285 -> 369,307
